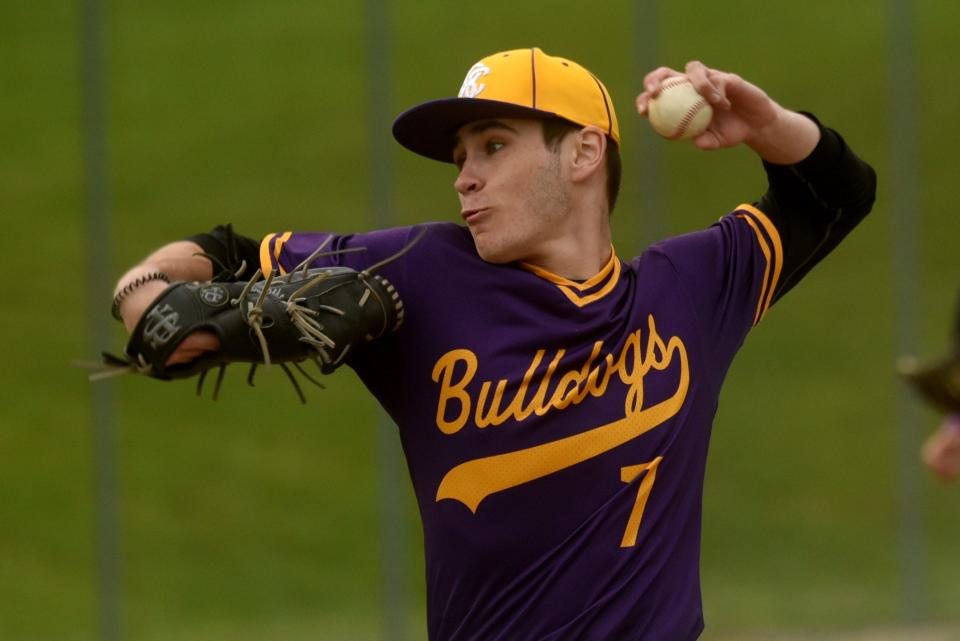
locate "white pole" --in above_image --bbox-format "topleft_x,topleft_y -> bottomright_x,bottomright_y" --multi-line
634,0 -> 665,250
364,2 -> 409,639
80,0 -> 122,637
889,0 -> 927,623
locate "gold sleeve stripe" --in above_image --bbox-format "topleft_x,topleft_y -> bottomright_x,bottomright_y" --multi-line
557,258 -> 622,308
736,214 -> 772,326
273,232 -> 293,275
258,231 -> 293,275
259,233 -> 276,274
736,204 -> 783,321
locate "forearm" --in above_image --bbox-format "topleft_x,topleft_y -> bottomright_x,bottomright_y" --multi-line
115,240 -> 214,289
114,241 -> 213,331
757,116 -> 877,302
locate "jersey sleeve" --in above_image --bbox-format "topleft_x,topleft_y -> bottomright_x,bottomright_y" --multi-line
652,208 -> 782,365
260,223 -> 473,420
259,225 -> 424,294
185,224 -> 422,290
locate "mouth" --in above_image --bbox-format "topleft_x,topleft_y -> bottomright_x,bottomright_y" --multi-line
461,207 -> 489,223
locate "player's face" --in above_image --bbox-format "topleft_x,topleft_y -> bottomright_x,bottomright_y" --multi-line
452,118 -> 572,264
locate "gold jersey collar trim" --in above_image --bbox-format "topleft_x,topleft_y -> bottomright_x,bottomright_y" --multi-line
519,247 -> 621,308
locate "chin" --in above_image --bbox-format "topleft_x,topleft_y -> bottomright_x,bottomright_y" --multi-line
472,235 -> 517,265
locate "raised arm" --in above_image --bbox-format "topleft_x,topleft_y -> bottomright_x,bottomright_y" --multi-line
637,60 -> 876,304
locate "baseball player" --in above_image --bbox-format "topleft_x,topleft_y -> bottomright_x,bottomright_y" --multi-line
901,293 -> 960,482
111,48 -> 876,640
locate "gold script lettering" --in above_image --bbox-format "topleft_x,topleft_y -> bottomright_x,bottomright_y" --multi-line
431,349 -> 478,434
433,315 -> 689,512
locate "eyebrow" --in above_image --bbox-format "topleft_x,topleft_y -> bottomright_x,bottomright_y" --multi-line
454,120 -> 520,147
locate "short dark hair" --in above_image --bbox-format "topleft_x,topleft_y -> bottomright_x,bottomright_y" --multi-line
541,118 -> 622,214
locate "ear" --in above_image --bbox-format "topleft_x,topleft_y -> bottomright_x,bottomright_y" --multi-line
568,126 -> 607,184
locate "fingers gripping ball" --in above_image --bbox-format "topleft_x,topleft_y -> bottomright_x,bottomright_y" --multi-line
102,265 -> 404,402
647,77 -> 713,141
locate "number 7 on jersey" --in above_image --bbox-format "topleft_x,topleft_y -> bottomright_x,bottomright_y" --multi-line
620,456 -> 664,548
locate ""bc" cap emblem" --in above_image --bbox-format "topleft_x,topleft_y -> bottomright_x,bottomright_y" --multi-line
459,62 -> 490,99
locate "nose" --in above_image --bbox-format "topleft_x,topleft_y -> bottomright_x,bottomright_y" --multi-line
454,161 -> 482,195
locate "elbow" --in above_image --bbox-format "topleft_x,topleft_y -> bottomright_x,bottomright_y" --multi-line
847,161 -> 878,225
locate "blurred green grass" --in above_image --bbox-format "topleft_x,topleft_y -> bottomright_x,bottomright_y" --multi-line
3,0 -> 960,639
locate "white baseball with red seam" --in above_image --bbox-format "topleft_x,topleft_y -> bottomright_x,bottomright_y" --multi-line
647,76 -> 713,141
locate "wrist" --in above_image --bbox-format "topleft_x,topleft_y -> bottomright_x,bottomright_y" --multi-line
112,271 -> 170,323
746,108 -> 820,165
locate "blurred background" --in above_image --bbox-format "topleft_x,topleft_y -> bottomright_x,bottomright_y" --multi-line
3,0 -> 959,639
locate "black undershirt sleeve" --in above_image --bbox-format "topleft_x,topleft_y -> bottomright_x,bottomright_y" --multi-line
755,113 -> 877,304
186,224 -> 262,282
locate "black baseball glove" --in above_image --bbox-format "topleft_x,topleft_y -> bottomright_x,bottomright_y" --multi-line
96,264 -> 403,402
898,352 -> 960,414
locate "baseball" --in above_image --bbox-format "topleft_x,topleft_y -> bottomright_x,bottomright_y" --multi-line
647,76 -> 713,141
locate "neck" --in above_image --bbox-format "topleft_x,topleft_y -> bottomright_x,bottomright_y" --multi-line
524,213 -> 612,280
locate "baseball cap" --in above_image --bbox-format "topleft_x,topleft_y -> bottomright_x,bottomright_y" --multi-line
392,47 -> 620,163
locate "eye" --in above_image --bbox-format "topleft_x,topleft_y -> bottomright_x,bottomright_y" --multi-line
452,150 -> 465,170
486,140 -> 504,154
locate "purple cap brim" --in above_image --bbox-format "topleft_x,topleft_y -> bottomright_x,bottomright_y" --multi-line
392,98 -> 558,163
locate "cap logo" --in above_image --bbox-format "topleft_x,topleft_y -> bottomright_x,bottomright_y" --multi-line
458,62 -> 490,98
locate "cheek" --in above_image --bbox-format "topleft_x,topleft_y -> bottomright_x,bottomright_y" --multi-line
524,164 -> 567,224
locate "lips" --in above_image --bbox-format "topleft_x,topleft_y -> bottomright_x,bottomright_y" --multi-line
461,207 -> 488,222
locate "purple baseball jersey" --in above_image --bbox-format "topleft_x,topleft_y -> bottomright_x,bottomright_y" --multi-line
259,204 -> 781,641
